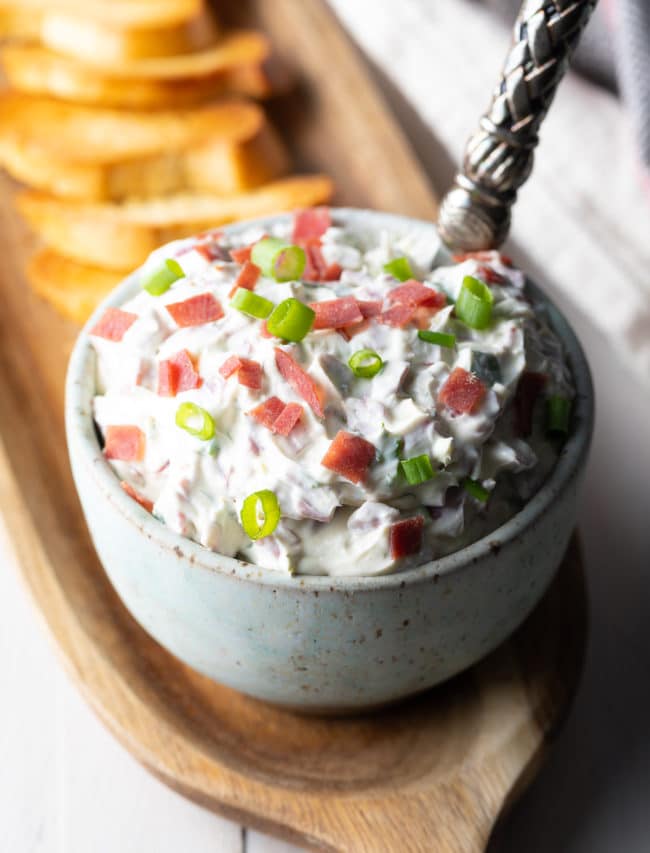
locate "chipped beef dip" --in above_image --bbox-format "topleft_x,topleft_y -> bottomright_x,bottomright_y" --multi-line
90,208 -> 573,576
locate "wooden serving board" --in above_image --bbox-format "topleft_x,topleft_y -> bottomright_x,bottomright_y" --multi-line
0,0 -> 587,850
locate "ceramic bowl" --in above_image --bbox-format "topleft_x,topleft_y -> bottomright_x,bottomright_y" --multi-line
65,209 -> 593,713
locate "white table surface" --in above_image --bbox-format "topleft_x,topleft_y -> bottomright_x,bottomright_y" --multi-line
3,2 -> 650,851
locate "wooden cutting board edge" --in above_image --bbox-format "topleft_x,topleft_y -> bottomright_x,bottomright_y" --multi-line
0,0 -> 588,848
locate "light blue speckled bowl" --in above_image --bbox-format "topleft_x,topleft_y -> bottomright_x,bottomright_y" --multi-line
65,209 -> 593,713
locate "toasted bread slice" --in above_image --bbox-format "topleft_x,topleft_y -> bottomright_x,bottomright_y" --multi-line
0,97 -> 290,200
1,33 -> 278,108
27,249 -> 122,323
19,174 -> 335,271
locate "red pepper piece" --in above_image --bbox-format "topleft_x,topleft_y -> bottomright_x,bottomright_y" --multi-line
321,430 -> 376,484
120,480 -> 153,513
309,296 -> 364,330
228,260 -> 260,298
438,367 -> 487,415
104,425 -> 145,462
389,516 -> 424,559
274,347 -> 325,418
90,307 -> 137,341
166,293 -> 223,327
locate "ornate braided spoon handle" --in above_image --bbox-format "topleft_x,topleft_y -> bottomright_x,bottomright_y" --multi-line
438,0 -> 598,251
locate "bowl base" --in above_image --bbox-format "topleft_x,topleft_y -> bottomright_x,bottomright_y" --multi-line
15,517 -> 586,851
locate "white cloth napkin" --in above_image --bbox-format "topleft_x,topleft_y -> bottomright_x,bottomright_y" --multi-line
328,0 -> 650,388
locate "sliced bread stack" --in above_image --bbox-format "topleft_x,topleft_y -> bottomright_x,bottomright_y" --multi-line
0,0 -> 333,321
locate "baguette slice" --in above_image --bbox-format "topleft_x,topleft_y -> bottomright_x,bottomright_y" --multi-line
27,249 -> 122,323
19,174 -> 335,271
0,97 -> 290,200
1,33 -> 278,108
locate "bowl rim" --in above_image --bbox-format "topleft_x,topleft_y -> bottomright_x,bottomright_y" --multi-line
65,207 -> 594,591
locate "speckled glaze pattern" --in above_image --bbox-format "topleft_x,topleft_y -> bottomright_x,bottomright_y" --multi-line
65,210 -> 594,713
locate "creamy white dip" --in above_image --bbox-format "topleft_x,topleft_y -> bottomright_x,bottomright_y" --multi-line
90,212 -> 573,576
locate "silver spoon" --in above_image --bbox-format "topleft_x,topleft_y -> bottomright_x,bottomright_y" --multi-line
438,0 -> 598,251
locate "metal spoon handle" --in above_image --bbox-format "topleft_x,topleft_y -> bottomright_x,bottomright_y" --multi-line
438,0 -> 598,251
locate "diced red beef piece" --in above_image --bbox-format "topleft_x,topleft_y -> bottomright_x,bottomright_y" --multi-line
320,430 -> 376,484
292,207 -> 332,243
274,347 -> 325,417
438,367 -> 486,415
166,293 -> 223,327
272,402 -> 304,436
389,516 -> 424,559
228,260 -> 261,298
249,396 -> 285,429
90,307 -> 137,341
387,280 -> 446,309
230,245 -> 253,264
120,481 -> 153,513
309,296 -> 364,330
104,425 -> 145,462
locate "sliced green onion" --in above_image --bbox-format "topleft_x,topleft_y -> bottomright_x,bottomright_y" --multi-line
547,395 -> 571,435
230,287 -> 274,319
142,258 -> 184,296
456,275 -> 494,329
175,402 -> 215,440
418,330 -> 456,348
251,237 -> 306,282
348,349 -> 384,378
463,477 -> 489,502
266,297 -> 315,341
399,454 -> 435,485
471,351 -> 502,385
240,489 -> 281,539
383,256 -> 413,282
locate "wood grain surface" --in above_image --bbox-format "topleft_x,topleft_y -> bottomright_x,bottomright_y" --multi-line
0,0 -> 586,850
